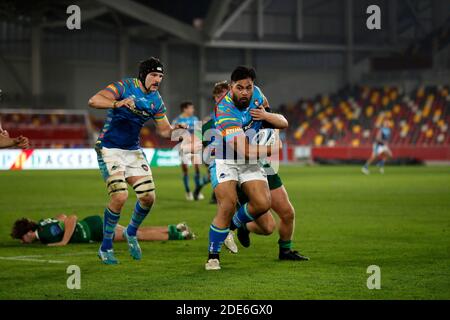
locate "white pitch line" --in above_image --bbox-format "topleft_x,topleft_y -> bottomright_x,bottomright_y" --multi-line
0,257 -> 66,264
2,255 -> 43,259
1,251 -> 93,259
46,251 -> 94,257
0,251 -> 94,264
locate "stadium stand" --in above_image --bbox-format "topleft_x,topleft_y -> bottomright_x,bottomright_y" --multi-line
0,110 -> 94,148
284,85 -> 450,148
1,110 -> 175,149
2,84 -> 449,161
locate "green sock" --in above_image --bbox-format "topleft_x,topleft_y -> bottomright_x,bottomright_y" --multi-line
278,239 -> 292,251
168,225 -> 184,240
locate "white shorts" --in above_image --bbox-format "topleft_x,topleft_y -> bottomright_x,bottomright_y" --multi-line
96,147 -> 152,180
374,144 -> 390,156
209,159 -> 267,189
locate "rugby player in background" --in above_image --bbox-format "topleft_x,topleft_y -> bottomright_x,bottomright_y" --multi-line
362,118 -> 393,175
88,57 -> 186,264
194,81 -> 231,203
172,101 -> 204,201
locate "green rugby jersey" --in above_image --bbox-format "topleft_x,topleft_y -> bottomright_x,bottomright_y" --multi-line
36,218 -> 91,244
202,118 -> 214,147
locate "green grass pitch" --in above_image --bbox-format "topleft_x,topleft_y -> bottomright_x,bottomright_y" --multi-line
0,165 -> 449,300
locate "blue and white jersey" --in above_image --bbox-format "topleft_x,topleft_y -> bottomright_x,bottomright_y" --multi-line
96,78 -> 167,150
213,85 -> 267,142
377,127 -> 391,145
172,115 -> 199,134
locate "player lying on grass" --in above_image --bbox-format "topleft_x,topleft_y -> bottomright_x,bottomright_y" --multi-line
11,214 -> 195,246
88,57 -> 187,264
205,66 -> 287,271
362,119 -> 392,175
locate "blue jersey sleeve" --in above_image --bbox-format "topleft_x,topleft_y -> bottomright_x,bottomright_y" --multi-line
152,93 -> 167,121
253,86 -> 266,107
172,116 -> 180,126
105,80 -> 126,100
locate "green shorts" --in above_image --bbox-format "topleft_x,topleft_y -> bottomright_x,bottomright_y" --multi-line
237,173 -> 283,205
83,215 -> 103,242
70,215 -> 103,243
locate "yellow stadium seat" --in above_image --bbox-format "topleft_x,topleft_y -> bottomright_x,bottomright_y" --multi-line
314,135 -> 323,146
351,139 -> 360,147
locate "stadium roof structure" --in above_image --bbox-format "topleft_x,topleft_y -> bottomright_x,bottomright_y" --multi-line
3,0 -> 439,53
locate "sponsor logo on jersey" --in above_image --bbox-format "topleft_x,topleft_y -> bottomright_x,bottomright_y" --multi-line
50,224 -> 63,236
129,108 -> 150,118
141,164 -> 149,171
224,127 -> 242,136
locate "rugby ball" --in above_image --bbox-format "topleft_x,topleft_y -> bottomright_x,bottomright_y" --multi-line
252,128 -> 276,146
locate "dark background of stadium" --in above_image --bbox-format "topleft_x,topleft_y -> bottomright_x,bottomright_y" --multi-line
1,0 -> 449,159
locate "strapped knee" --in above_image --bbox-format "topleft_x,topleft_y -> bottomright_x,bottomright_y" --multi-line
133,176 -> 155,200
106,176 -> 128,197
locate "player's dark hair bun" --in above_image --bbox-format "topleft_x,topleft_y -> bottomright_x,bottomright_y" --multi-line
231,66 -> 256,82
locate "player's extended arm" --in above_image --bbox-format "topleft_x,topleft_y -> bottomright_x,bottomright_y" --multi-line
55,214 -> 68,222
0,134 -> 29,149
232,133 -> 278,160
88,90 -> 135,110
154,116 -> 188,139
250,99 -> 288,129
47,215 -> 78,247
0,135 -> 16,148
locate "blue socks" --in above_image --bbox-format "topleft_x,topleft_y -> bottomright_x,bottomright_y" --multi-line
232,203 -> 254,229
194,171 -> 201,189
377,159 -> 385,168
127,201 -> 151,237
208,224 -> 230,254
101,207 -> 120,251
201,175 -> 210,186
182,174 -> 190,193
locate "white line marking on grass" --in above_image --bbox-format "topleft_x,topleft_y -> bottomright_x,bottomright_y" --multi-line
0,251 -> 93,264
0,256 -> 66,264
1,251 -> 93,259
47,251 -> 93,257
3,254 -> 42,259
